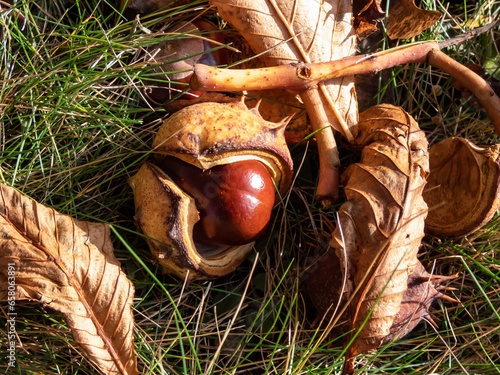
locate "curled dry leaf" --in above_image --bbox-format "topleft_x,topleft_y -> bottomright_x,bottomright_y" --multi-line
306,105 -> 463,372
0,183 -> 137,375
324,104 -> 429,372
424,137 -> 500,237
340,104 -> 429,366
386,0 -> 442,40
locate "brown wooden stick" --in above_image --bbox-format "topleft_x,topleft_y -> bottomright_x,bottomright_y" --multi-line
300,89 -> 340,206
191,42 -> 439,107
191,31 -> 500,205
191,41 -> 439,141
190,42 -> 441,206
192,40 -> 500,136
426,49 -> 500,134
192,18 -> 500,95
190,43 -> 439,205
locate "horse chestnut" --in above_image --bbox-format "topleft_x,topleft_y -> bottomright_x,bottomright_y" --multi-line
157,157 -> 275,247
131,101 -> 293,280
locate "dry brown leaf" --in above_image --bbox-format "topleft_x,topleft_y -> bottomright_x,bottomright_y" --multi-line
353,0 -> 384,41
0,183 -> 137,375
386,0 -> 441,40
209,0 -> 358,133
306,255 -> 453,343
332,104 -> 429,371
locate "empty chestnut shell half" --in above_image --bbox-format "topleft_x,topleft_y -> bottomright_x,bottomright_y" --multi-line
423,137 -> 500,237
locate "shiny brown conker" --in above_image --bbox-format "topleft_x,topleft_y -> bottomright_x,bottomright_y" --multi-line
157,157 -> 275,247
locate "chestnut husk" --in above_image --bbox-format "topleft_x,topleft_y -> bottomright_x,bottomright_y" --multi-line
424,137 -> 500,237
129,100 -> 293,281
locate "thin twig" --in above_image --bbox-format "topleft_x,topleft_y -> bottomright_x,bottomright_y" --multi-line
438,19 -> 500,49
191,42 -> 438,98
300,89 -> 340,205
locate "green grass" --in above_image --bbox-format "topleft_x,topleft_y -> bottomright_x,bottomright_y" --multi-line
1,0 -> 500,374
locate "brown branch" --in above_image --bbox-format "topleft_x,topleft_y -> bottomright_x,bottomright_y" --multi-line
192,39 -> 500,136
300,89 -> 340,205
191,41 -> 439,142
191,42 -> 439,104
191,24 -> 500,205
191,43 -> 440,206
426,49 -> 500,134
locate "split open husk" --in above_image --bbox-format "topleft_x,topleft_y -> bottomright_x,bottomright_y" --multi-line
424,137 -> 500,237
129,100 -> 293,281
151,100 -> 293,195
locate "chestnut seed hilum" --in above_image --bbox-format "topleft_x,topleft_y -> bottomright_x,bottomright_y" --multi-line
157,157 -> 276,247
